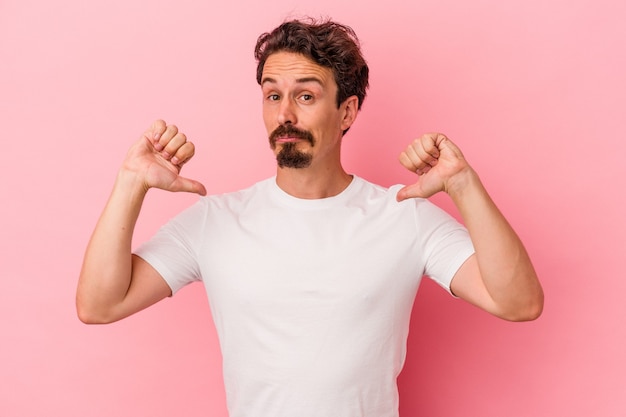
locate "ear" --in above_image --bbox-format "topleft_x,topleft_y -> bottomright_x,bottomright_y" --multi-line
340,95 -> 359,132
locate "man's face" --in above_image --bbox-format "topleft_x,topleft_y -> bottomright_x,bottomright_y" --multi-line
261,51 -> 355,169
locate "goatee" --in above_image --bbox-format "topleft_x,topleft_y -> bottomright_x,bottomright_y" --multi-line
269,124 -> 315,169
276,142 -> 312,168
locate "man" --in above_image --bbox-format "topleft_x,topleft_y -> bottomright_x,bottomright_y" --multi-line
77,18 -> 543,417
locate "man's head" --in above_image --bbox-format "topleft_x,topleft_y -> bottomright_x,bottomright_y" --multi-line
255,18 -> 369,112
255,19 -> 369,170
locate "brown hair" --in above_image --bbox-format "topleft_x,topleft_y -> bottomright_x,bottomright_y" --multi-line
254,18 -> 369,110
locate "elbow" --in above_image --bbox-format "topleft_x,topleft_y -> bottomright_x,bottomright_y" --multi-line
505,302 -> 543,322
77,310 -> 102,325
501,292 -> 544,322
527,294 -> 545,321
75,282 -> 122,324
499,271 -> 545,322
76,306 -> 106,325
76,298 -> 116,325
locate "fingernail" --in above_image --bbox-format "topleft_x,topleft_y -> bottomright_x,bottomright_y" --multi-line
171,156 -> 180,165
162,151 -> 171,159
154,142 -> 163,151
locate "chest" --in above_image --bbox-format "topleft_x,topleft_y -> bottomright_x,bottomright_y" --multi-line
198,204 -> 423,314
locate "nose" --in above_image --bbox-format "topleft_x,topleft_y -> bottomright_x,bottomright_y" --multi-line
277,97 -> 297,126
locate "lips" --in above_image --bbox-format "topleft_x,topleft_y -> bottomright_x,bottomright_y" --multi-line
275,136 -> 303,143
269,125 -> 315,147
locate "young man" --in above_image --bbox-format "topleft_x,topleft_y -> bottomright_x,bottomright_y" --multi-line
77,19 -> 543,417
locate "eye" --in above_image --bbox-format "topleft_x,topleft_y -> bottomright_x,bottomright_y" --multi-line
266,94 -> 280,101
300,94 -> 313,102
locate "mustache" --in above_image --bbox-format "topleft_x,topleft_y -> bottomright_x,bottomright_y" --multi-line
269,124 -> 315,146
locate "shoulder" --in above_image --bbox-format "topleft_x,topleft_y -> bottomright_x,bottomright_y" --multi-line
351,176 -> 438,212
199,177 -> 274,209
348,176 -> 395,202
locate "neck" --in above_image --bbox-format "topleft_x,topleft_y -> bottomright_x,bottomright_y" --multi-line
275,165 -> 353,199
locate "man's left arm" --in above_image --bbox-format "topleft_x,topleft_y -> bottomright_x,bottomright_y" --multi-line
396,133 -> 544,321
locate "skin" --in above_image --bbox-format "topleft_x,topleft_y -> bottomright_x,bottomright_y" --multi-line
76,51 -> 543,324
398,134 -> 543,320
261,51 -> 358,199
76,122 -> 205,323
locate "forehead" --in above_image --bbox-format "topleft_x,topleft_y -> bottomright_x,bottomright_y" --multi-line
261,51 -> 335,87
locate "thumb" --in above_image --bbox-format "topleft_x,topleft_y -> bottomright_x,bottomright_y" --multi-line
171,176 -> 207,196
396,182 -> 428,202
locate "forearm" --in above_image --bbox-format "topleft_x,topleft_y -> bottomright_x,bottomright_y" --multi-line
448,168 -> 543,319
76,169 -> 147,323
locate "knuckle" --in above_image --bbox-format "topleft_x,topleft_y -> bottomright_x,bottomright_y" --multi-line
153,119 -> 166,130
176,142 -> 194,158
166,124 -> 178,135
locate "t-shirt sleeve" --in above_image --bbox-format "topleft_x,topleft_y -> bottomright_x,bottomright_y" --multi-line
414,199 -> 475,295
133,199 -> 206,295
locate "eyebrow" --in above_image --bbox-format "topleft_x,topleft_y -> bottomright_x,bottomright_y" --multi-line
261,76 -> 325,87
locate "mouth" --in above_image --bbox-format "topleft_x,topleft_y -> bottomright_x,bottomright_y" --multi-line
275,136 -> 305,144
269,125 -> 315,148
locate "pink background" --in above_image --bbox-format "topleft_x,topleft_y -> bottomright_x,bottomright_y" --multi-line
1,0 -> 624,415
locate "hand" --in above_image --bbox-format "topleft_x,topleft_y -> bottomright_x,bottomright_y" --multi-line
122,120 -> 207,195
396,133 -> 471,201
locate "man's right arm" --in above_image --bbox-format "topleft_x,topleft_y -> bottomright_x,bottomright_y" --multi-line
76,120 -> 206,324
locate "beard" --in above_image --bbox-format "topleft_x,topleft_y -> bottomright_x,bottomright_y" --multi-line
269,124 -> 315,169
275,142 -> 313,168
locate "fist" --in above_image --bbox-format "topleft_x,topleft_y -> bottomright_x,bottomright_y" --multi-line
396,133 -> 470,201
124,120 -> 206,196
147,120 -> 196,168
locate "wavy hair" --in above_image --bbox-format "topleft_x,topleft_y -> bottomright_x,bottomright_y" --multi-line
254,18 -> 369,110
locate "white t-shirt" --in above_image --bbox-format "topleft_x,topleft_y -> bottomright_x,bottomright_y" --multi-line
135,175 -> 474,417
